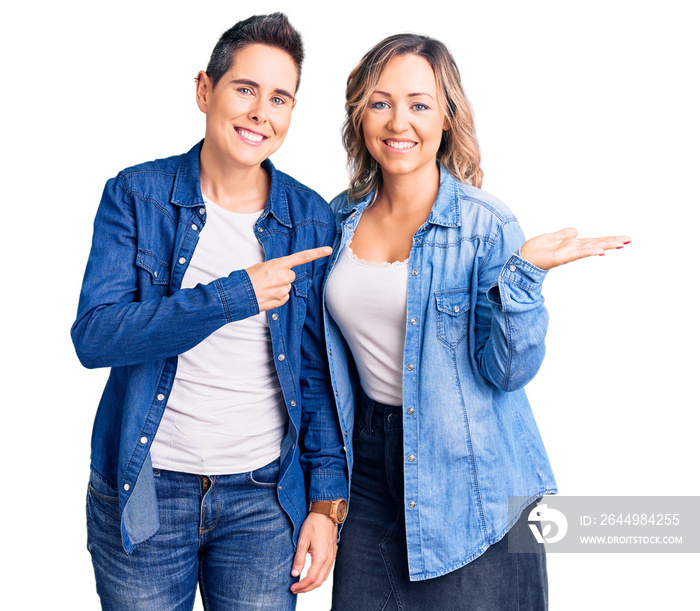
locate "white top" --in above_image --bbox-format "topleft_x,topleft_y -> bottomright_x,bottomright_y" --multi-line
150,196 -> 286,475
325,242 -> 408,405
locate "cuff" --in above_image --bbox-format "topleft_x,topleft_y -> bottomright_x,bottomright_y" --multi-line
308,471 -> 348,503
487,253 -> 547,312
215,269 -> 260,323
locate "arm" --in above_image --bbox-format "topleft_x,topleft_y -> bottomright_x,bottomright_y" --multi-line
71,175 -> 259,369
474,219 -> 549,392
292,218 -> 347,593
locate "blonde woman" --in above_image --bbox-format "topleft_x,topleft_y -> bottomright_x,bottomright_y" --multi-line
322,34 -> 630,610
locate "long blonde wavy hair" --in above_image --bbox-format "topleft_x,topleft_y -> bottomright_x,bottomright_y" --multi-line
343,34 -> 483,202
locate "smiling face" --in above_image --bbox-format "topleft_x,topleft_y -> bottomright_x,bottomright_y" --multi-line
196,43 -> 298,171
361,53 -> 448,181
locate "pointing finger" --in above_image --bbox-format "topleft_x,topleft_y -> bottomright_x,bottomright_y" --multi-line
277,246 -> 332,269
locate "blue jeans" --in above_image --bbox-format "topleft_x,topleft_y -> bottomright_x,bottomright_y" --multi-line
332,389 -> 548,610
86,460 -> 296,610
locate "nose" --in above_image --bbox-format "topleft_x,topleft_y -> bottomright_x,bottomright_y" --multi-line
387,105 -> 409,133
249,97 -> 268,124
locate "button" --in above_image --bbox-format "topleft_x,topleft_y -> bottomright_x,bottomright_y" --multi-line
329,349 -> 332,355
387,413 -> 398,422
292,443 -> 295,449
278,485 -> 283,490
153,271 -> 158,278
191,224 -> 198,231
509,264 -> 517,272
411,269 -> 419,276
157,393 -> 165,401
408,501 -> 416,509
271,313 -> 278,320
140,436 -> 148,444
199,208 -> 205,215
178,257 -> 186,265
342,446 -> 347,452
406,364 -> 415,371
278,354 -> 285,361
344,430 -> 349,437
257,227 -> 264,233
453,305 -> 460,313
407,455 -> 415,462
290,400 -> 297,407
415,237 -> 422,242
407,407 -> 414,415
351,214 -> 357,220
410,318 -> 417,325
123,483 -> 130,491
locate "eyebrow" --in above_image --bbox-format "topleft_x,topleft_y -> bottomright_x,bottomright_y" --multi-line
230,78 -> 295,99
373,90 -> 435,100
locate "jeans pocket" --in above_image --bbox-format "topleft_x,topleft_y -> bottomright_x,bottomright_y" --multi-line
87,469 -> 119,504
247,459 -> 280,488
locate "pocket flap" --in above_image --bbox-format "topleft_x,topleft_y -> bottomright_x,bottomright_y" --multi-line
136,250 -> 171,286
435,287 -> 471,316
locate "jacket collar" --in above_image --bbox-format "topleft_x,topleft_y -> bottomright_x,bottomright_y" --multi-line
339,162 -> 461,227
171,140 -> 292,228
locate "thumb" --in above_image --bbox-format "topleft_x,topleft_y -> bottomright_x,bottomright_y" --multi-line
291,537 -> 309,577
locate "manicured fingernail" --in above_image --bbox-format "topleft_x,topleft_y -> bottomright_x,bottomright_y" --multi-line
623,241 -> 631,244
616,246 -> 624,249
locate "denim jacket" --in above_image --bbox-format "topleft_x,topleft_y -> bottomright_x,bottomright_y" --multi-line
323,164 -> 557,581
72,141 -> 347,554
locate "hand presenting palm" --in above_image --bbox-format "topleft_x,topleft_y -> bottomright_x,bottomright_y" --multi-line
520,227 -> 631,271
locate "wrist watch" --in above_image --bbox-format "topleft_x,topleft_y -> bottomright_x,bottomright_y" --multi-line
310,499 -> 348,524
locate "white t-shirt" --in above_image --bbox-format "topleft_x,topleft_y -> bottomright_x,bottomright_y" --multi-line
150,196 -> 286,475
325,242 -> 408,406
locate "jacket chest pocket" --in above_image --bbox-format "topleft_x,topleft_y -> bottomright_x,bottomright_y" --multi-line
435,287 -> 471,349
136,250 -> 172,294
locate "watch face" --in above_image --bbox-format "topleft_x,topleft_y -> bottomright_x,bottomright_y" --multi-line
337,500 -> 348,523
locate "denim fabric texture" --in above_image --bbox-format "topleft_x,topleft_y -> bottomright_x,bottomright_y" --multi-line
87,462 -> 297,610
323,164 -> 557,581
72,141 -> 348,554
331,389 -> 548,610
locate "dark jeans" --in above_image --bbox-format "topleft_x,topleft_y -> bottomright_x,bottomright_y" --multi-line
332,389 -> 548,611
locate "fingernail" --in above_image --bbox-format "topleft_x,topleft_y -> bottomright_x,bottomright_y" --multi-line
616,246 -> 623,249
623,241 -> 631,244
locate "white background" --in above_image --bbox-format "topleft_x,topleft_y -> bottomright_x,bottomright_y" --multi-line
3,0 -> 698,609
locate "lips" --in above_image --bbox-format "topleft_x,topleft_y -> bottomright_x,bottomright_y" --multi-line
235,127 -> 268,145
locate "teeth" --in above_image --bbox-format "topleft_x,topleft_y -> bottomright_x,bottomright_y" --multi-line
386,140 -> 416,150
238,128 -> 265,143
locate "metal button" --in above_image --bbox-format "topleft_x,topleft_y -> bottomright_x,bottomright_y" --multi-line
140,436 -> 148,444
411,269 -> 419,276
408,501 -> 416,509
271,313 -> 278,321
257,227 -> 264,233
199,208 -> 205,215
157,393 -> 165,401
153,271 -> 158,278
453,305 -> 460,313
509,264 -> 517,272
191,224 -> 197,231
407,407 -> 414,415
407,455 -> 415,462
407,364 -> 415,371
329,349 -> 332,355
178,257 -> 186,265
342,446 -> 347,452
279,485 -> 283,490
123,484 -> 130,491
290,400 -> 297,407
415,237 -> 422,242
410,318 -> 417,325
278,354 -> 285,361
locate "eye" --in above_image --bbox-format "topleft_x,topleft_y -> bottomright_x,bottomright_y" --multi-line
271,96 -> 286,106
237,87 -> 253,96
370,101 -> 389,110
412,103 -> 429,112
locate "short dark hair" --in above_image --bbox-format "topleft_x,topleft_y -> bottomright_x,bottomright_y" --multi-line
206,13 -> 304,91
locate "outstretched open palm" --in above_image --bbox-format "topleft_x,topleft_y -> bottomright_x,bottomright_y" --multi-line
520,227 -> 631,271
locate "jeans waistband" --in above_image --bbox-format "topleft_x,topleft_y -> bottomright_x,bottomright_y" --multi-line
358,386 -> 402,433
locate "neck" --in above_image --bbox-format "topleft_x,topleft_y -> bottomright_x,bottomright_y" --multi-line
376,161 -> 441,216
199,138 -> 269,213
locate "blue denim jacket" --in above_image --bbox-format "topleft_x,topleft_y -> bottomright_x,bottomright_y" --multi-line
72,141 -> 347,554
323,164 -> 557,581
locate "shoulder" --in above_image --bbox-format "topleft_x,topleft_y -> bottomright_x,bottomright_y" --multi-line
454,181 -> 518,226
273,166 -> 333,224
116,150 -> 183,184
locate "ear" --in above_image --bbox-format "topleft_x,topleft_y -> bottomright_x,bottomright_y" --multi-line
291,97 -> 297,111
195,71 -> 212,114
442,116 -> 451,131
